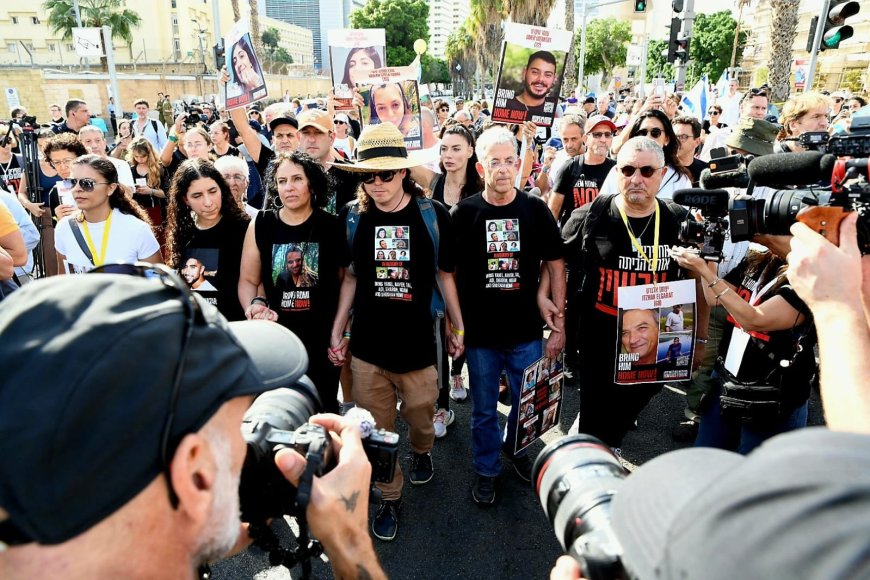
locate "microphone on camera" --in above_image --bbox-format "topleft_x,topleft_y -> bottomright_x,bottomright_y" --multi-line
747,151 -> 837,186
673,188 -> 730,212
699,168 -> 750,190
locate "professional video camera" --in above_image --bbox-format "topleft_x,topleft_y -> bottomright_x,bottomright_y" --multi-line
796,106 -> 870,157
696,148 -> 753,190
236,379 -> 399,577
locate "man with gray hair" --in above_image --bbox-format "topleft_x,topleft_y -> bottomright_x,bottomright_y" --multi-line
453,110 -> 473,129
214,155 -> 257,217
77,125 -> 135,194
558,136 -> 708,447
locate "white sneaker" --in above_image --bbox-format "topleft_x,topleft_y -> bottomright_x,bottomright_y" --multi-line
433,408 -> 455,438
449,375 -> 467,402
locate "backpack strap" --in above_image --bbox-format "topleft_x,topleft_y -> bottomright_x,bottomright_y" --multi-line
416,196 -> 445,319
344,200 -> 362,277
151,119 -> 159,135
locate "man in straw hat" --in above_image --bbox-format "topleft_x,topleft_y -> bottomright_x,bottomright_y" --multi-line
329,122 -> 465,542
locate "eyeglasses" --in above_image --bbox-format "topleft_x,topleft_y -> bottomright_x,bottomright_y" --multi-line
63,178 -> 111,191
484,157 -> 519,170
674,134 -> 693,142
590,131 -> 613,139
50,157 -> 77,168
361,169 -> 400,184
618,165 -> 662,178
222,173 -> 248,182
635,127 -> 663,139
87,262 -> 201,508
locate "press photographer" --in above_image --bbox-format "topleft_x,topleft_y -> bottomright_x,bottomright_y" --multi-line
0,272 -> 387,580
773,92 -> 831,154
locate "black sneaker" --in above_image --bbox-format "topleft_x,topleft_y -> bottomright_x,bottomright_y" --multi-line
508,453 -> 532,483
409,451 -> 434,485
472,474 -> 497,505
372,499 -> 401,541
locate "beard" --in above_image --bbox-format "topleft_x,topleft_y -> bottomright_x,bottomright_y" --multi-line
193,431 -> 242,564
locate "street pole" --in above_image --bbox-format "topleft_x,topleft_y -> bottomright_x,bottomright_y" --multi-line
638,31 -> 648,99
805,0 -> 831,93
211,0 -> 223,71
102,26 -> 123,125
73,0 -> 90,69
577,0 -> 589,93
674,0 -> 695,92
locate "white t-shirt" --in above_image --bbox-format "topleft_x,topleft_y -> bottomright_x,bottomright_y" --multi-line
665,311 -> 684,332
598,165 -> 692,201
333,136 -> 355,160
55,208 -> 160,274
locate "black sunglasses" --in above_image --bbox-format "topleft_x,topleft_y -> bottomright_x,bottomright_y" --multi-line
635,127 -> 663,139
618,165 -> 661,178
334,119 -> 346,125
361,169 -> 400,184
64,178 -> 112,191
88,262 -> 201,508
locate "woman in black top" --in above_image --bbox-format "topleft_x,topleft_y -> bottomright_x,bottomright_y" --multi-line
239,151 -> 343,413
209,121 -> 241,158
702,105 -> 728,137
127,137 -> 170,245
164,158 -> 250,321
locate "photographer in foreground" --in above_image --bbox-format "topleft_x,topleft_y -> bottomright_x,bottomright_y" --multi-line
547,215 -> 870,580
0,274 -> 385,580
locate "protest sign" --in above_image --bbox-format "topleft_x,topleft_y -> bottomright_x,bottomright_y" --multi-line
514,353 -> 565,454
353,65 -> 423,150
328,29 -> 386,111
225,21 -> 268,110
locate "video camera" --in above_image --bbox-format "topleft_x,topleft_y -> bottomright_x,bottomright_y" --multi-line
793,108 -> 870,157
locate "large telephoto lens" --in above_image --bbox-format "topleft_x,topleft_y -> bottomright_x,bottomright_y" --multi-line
533,434 -> 630,580
763,189 -> 807,235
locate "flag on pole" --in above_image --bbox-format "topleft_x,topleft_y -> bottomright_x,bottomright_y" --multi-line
681,75 -> 708,121
715,71 -> 728,102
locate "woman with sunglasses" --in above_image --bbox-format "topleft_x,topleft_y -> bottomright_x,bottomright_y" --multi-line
127,136 -> 169,242
702,105 -> 727,137
332,113 -> 356,160
163,158 -> 249,320
599,110 -> 692,201
238,151 -> 343,413
54,155 -> 161,275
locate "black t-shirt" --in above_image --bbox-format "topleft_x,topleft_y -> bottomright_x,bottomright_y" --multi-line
562,195 -> 689,379
165,149 -> 189,181
339,197 -> 453,373
451,190 -> 563,349
0,154 -> 25,194
255,144 -> 276,179
686,158 -> 709,187
255,208 -> 343,348
180,215 -> 249,321
720,257 -> 816,409
131,165 -> 170,209
51,121 -> 77,135
553,155 -> 616,227
702,120 -> 728,134
214,145 -> 241,158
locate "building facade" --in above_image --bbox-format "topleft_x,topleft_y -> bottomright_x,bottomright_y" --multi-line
427,0 -> 469,60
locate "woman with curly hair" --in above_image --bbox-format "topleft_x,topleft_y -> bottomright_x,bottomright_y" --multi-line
164,158 -> 249,320
126,137 -> 169,239
239,151 -> 344,412
54,154 -> 161,274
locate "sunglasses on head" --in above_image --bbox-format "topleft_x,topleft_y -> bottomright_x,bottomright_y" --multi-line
64,178 -> 111,191
618,165 -> 661,178
361,169 -> 400,184
635,127 -> 663,139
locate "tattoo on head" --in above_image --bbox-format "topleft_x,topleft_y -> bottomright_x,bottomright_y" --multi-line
340,490 -> 360,513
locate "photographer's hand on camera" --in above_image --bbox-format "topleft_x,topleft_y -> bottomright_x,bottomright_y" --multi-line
274,414 -> 386,580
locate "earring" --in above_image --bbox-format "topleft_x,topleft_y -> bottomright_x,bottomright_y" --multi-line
272,194 -> 284,209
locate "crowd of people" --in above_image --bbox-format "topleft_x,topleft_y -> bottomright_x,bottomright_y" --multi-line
1,67 -> 869,579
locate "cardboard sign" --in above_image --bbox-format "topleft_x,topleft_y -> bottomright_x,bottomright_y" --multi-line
225,21 -> 268,110
328,29 -> 386,111
514,353 -> 565,454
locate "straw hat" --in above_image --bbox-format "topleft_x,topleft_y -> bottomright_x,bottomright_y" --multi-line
335,122 -> 435,172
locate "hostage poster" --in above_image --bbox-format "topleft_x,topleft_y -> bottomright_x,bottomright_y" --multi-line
514,353 -> 564,454
615,279 -> 696,384
352,65 -> 423,150
225,21 -> 268,110
491,23 -> 572,127
328,28 -> 386,111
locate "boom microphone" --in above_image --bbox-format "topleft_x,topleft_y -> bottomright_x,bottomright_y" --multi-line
699,168 -> 750,190
747,151 -> 836,186
673,188 -> 730,213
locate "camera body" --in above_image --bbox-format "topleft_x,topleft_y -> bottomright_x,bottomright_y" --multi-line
673,190 -> 730,262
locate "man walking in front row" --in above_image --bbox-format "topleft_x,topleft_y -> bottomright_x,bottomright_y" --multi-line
451,127 -> 565,505
330,123 -> 465,541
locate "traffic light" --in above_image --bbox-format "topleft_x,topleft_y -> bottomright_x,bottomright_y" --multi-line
634,0 -> 647,13
674,37 -> 690,63
820,0 -> 860,51
666,17 -> 680,63
213,41 -> 225,69
672,0 -> 684,12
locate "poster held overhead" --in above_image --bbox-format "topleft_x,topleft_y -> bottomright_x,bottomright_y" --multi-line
328,28 -> 386,111
353,65 -> 423,150
225,20 -> 268,110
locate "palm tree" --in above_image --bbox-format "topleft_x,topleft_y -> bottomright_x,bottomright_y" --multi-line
42,0 -> 141,69
506,0 -> 557,27
468,0 -> 506,88
767,0 -> 799,102
231,0 -> 240,23
249,0 -> 262,60
562,0 -> 577,93
446,24 -> 477,97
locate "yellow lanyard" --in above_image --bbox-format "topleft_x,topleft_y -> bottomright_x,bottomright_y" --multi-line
81,210 -> 113,266
616,198 -> 660,284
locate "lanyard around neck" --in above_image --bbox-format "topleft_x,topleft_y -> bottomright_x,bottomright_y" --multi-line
616,198 -> 660,283
81,210 -> 113,266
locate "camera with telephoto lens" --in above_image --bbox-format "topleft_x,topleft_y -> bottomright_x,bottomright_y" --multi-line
238,378 -> 400,524
533,434 -> 631,580
672,189 -> 730,262
183,112 -> 209,130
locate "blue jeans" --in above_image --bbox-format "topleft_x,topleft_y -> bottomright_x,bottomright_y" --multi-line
466,339 -> 543,477
695,371 -> 809,455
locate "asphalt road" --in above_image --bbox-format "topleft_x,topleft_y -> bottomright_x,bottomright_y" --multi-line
212,369 -> 824,580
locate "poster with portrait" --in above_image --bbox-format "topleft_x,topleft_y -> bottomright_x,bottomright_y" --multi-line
271,242 -> 319,312
615,279 -> 696,385
352,65 -> 423,150
328,28 -> 386,111
491,23 -> 573,128
180,248 -> 219,306
514,353 -> 565,454
225,20 -> 268,110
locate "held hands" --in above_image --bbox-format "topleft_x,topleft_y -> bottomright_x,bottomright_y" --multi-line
328,333 -> 350,367
245,303 -> 278,322
448,326 -> 465,359
537,294 -> 564,333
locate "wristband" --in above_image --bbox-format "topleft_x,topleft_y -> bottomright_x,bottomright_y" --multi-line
250,296 -> 269,308
707,277 -> 722,288
169,135 -> 178,143
451,325 -> 465,336
714,288 -> 728,300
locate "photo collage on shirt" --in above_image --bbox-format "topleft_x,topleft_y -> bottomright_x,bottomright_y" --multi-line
375,226 -> 411,263
485,218 -> 520,272
180,248 -> 219,302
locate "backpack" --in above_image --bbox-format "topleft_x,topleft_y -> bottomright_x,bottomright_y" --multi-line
135,119 -> 159,137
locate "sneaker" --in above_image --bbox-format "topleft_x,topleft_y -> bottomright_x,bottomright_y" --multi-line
472,474 -> 497,505
449,374 -> 468,401
497,374 -> 511,405
671,419 -> 699,443
508,453 -> 532,483
372,499 -> 401,541
409,451 -> 434,485
433,408 -> 455,439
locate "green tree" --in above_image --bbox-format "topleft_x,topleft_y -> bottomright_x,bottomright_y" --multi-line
350,0 -> 430,69
577,17 -> 631,84
422,57 -> 450,84
688,11 -> 748,86
645,39 -> 674,82
42,0 -> 141,69
261,27 -> 280,57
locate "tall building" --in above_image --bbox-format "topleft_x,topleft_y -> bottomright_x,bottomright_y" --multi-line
428,0 -> 470,60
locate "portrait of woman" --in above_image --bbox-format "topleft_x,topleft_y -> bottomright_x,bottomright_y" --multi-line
369,82 -> 420,139
341,46 -> 382,87
228,36 -> 264,97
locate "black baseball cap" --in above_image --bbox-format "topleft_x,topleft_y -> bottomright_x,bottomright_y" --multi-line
611,428 -> 870,579
269,114 -> 299,131
0,274 -> 308,545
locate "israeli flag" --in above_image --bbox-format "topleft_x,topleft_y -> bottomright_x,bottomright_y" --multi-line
680,76 -> 708,121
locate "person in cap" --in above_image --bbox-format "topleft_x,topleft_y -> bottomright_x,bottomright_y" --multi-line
332,112 -> 356,160
829,89 -> 848,118
0,273 -> 385,580
450,126 -> 565,505
725,116 -> 779,157
582,96 -> 596,116
329,122 -> 465,541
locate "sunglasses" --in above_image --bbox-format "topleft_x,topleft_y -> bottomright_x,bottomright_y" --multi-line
0,138 -> 9,147
708,110 -> 720,115
88,262 -> 201,508
361,169 -> 400,184
635,127 -> 663,139
833,98 -> 843,103
618,165 -> 662,178
63,178 -> 111,191
589,131 -> 613,139
334,120 -> 346,125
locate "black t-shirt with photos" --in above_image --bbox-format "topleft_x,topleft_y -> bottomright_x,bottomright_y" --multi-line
451,189 -> 564,349
255,208 -> 343,348
180,215 -> 249,321
339,197 -> 454,374
553,156 -> 616,227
